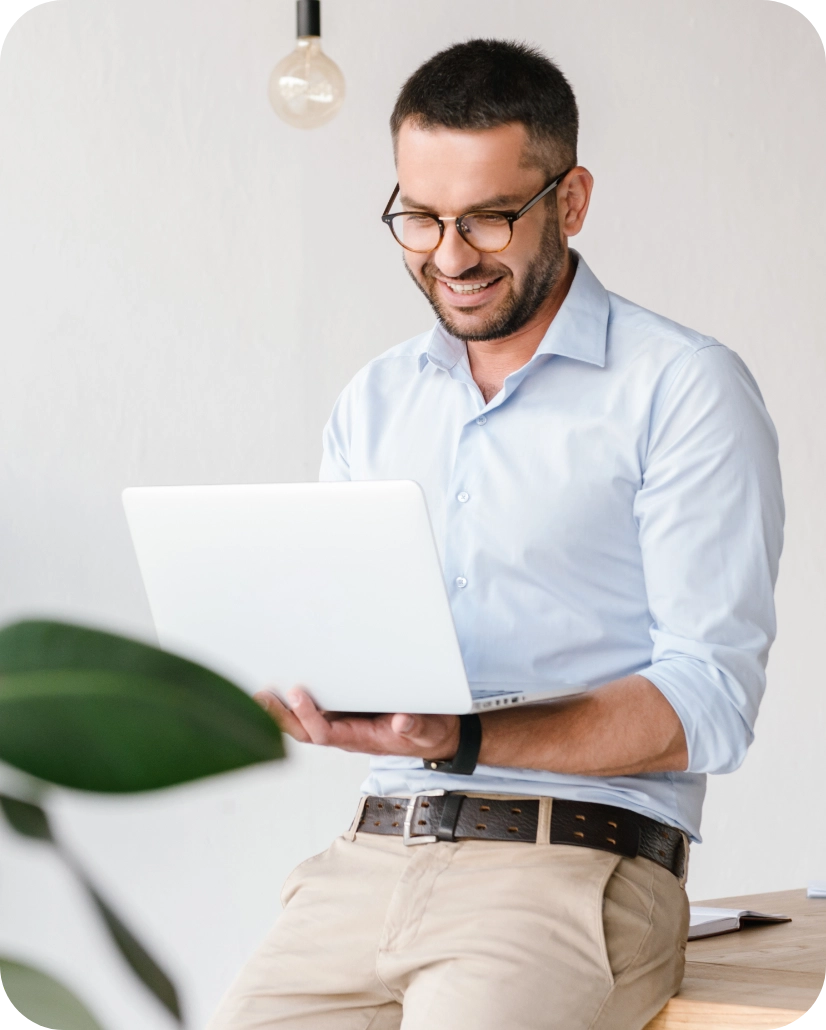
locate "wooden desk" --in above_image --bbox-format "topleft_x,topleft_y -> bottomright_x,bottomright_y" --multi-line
644,889 -> 825,1029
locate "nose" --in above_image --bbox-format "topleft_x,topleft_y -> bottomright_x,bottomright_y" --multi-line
433,220 -> 482,279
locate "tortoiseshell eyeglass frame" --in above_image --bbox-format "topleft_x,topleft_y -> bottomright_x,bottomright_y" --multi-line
381,169 -> 573,253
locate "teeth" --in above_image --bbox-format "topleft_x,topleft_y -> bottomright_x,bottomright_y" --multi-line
446,281 -> 491,293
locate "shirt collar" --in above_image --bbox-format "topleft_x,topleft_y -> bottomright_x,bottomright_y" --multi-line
417,251 -> 609,373
417,323 -> 465,372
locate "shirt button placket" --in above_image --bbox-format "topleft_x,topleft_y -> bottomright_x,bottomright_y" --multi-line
450,417 -> 479,595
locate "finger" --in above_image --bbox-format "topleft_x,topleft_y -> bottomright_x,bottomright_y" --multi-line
391,713 -> 421,736
287,691 -> 393,752
287,688 -> 336,745
386,713 -> 460,758
253,690 -> 311,743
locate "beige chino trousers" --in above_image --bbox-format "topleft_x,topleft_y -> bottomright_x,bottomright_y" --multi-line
208,814 -> 688,1030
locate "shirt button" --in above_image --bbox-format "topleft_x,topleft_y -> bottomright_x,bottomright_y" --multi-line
455,576 -> 468,589
457,491 -> 470,503
476,415 -> 487,425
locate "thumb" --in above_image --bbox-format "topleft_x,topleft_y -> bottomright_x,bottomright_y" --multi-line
392,713 -> 418,736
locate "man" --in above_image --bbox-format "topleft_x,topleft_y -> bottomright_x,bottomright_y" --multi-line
209,39 -> 783,1030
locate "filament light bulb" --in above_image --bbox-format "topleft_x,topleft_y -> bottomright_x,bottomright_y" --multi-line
269,0 -> 345,129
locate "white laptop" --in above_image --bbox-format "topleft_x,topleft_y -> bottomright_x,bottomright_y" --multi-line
122,481 -> 586,714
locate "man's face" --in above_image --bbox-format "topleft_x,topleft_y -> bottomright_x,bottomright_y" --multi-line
395,121 -> 567,342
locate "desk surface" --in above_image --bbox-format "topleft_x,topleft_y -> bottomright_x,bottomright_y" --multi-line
644,889 -> 825,1030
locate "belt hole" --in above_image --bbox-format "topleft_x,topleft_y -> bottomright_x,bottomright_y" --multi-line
421,801 -> 430,808
417,819 -> 427,825
607,837 -> 617,845
476,823 -> 487,830
574,831 -> 584,838
480,805 -> 490,812
658,849 -> 666,858
374,821 -> 380,826
507,826 -> 519,833
377,803 -> 383,809
511,807 -> 522,814
608,820 -> 617,828
575,814 -> 586,821
392,822 -> 399,827
394,804 -> 401,810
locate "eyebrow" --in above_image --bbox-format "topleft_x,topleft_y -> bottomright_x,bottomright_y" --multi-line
398,191 -> 525,212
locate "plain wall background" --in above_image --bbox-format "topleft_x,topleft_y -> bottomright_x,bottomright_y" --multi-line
0,1 -> 824,1027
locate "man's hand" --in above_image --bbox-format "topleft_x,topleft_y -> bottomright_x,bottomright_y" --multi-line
254,687 -> 461,762
254,674 -> 688,777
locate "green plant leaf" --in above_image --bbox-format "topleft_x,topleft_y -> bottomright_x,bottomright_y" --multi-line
0,620 -> 284,792
0,795 -> 54,842
0,794 -> 182,1023
82,884 -> 182,1023
0,956 -> 106,1030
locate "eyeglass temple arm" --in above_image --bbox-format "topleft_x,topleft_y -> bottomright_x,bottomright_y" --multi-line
514,169 -> 572,221
382,184 -> 401,218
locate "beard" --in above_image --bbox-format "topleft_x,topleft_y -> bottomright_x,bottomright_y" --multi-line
405,208 -> 566,342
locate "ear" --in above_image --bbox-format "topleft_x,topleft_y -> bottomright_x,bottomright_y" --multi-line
557,167 -> 594,238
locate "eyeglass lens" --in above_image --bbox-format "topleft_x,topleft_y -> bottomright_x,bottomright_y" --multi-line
389,212 -> 512,253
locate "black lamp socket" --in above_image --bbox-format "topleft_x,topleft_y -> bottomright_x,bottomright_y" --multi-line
297,0 -> 321,37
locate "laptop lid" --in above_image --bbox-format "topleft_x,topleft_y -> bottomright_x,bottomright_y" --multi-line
122,481 -> 474,714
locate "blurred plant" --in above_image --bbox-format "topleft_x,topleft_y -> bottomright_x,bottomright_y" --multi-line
0,957 -> 105,1030
0,619 -> 286,1028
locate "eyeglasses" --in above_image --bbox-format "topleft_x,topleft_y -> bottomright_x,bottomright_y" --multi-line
381,170 -> 572,254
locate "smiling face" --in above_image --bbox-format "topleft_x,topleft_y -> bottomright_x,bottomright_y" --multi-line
395,120 -> 570,342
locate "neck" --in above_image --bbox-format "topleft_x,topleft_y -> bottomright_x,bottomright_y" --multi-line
466,250 -> 576,402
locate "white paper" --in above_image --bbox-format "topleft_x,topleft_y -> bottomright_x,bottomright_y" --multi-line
690,906 -> 743,924
688,906 -> 791,941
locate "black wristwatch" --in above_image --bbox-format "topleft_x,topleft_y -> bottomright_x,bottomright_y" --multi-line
424,713 -> 483,776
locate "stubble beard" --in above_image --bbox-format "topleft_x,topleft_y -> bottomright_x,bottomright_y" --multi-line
405,211 -> 567,342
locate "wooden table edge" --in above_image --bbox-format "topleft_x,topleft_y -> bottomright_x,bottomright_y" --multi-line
644,996 -> 807,1029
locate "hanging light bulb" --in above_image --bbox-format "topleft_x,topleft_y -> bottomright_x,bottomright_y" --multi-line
268,0 -> 345,129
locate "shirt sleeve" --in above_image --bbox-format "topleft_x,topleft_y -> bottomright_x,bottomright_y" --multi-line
633,343 -> 784,774
318,376 -> 358,482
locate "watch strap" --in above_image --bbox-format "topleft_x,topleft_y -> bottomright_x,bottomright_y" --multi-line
425,713 -> 482,776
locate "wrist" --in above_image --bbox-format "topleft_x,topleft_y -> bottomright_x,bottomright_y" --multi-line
424,713 -> 482,776
421,716 -> 461,762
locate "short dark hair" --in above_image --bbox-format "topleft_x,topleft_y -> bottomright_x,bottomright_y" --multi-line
390,39 -> 578,172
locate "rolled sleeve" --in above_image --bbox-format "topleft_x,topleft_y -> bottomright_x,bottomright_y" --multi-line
634,344 -> 784,774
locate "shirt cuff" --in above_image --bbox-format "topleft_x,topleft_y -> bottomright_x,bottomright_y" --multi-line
638,657 -> 757,775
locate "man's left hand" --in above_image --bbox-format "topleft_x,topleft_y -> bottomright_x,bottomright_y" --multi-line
254,687 -> 461,761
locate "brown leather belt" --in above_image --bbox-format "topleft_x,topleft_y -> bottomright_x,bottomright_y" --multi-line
357,792 -> 687,879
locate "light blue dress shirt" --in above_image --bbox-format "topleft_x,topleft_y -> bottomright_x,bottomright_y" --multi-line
319,254 -> 783,841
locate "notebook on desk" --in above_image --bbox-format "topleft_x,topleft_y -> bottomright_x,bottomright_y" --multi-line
688,906 -> 791,940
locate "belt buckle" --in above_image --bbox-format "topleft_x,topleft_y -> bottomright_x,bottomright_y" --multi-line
403,789 -> 445,846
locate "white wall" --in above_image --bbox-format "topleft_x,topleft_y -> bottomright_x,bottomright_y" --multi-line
0,1 -> 824,1027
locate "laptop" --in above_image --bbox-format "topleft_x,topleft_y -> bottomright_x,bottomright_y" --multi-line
122,481 -> 586,714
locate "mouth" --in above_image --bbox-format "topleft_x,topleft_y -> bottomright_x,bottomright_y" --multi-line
435,275 -> 504,307
444,279 -> 495,294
